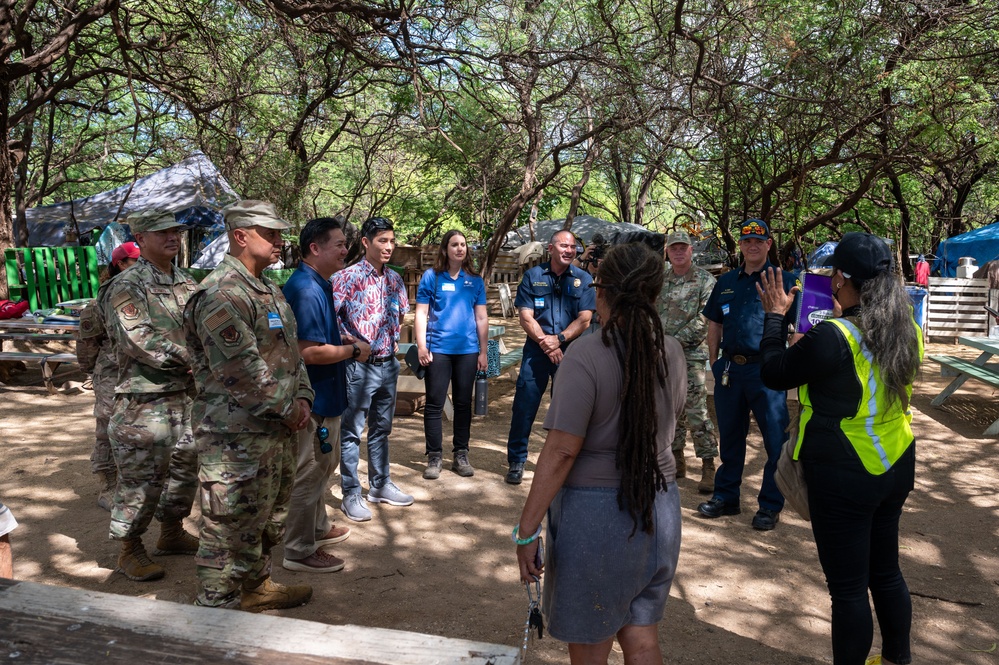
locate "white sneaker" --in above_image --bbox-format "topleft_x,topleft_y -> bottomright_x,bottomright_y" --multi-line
367,481 -> 414,506
340,494 -> 372,522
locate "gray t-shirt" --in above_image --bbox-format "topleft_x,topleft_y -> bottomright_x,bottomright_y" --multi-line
544,331 -> 687,487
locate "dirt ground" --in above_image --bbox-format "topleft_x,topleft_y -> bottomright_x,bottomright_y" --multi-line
1,322 -> 997,664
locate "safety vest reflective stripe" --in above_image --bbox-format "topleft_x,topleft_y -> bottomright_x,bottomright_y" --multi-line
834,319 -> 892,472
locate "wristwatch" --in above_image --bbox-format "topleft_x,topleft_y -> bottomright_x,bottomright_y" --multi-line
351,343 -> 360,359
557,333 -> 566,344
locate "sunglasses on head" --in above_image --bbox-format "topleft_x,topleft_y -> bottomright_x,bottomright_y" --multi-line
363,217 -> 393,234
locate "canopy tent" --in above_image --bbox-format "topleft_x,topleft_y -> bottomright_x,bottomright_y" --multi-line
934,221 -> 999,277
503,215 -> 648,248
24,152 -> 239,246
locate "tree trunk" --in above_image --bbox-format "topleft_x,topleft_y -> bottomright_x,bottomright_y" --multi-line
0,83 -> 14,298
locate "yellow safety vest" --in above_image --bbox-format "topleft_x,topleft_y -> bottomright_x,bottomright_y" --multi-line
794,317 -> 923,475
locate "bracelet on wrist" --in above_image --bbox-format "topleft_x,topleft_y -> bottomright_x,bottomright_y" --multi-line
512,523 -> 543,545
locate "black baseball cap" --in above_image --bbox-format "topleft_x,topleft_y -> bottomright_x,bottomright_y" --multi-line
830,232 -> 892,281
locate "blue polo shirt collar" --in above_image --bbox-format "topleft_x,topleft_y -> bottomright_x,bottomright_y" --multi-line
737,260 -> 775,279
300,261 -> 331,289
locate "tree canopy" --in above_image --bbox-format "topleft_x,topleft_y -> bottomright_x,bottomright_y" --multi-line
3,0 -> 998,284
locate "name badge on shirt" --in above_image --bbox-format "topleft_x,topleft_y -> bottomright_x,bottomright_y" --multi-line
721,304 -> 730,316
534,297 -> 545,309
442,283 -> 455,292
268,312 -> 284,329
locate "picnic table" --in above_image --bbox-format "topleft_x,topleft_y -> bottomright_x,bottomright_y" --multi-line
929,335 -> 999,436
0,319 -> 80,394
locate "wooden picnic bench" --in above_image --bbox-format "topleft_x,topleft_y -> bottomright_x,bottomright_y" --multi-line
0,319 -> 81,393
929,335 -> 999,436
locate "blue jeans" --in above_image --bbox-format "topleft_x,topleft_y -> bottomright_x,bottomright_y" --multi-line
339,358 -> 399,496
506,342 -> 557,464
711,358 -> 788,511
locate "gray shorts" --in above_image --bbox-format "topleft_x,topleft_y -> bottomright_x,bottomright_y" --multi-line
542,482 -> 681,644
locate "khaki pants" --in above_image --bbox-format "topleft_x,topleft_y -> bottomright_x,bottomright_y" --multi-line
283,415 -> 341,561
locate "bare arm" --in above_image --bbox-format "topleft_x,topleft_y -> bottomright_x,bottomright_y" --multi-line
0,534 -> 12,579
515,428 -> 585,582
707,320 -> 722,364
475,304 -> 489,372
560,310 -> 593,343
298,338 -> 370,365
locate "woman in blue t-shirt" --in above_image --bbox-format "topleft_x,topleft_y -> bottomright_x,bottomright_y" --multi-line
415,230 -> 488,480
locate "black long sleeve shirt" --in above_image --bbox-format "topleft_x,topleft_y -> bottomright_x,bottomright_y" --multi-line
759,307 -> 864,466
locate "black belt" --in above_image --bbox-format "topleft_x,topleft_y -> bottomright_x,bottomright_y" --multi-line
366,355 -> 394,366
722,351 -> 760,365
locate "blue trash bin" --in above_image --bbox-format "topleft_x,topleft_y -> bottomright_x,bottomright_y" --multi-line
906,286 -> 928,334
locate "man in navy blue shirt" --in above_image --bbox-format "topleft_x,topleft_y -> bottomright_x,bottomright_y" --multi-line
282,217 -> 371,573
505,230 -> 596,484
698,219 -> 798,530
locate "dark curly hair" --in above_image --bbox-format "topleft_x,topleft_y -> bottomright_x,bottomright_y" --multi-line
596,242 -> 670,535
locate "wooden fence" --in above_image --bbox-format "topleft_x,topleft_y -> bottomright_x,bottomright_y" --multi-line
926,277 -> 998,341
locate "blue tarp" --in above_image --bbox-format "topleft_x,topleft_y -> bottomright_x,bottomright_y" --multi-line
935,221 -> 999,277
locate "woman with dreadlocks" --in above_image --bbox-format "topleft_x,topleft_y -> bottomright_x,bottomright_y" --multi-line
757,232 -> 922,665
514,243 -> 686,664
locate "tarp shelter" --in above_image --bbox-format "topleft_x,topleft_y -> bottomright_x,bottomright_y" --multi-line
503,215 -> 648,248
24,152 -> 239,246
934,221 -> 999,277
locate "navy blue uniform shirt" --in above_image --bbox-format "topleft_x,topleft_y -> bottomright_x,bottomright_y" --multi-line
283,262 -> 348,418
702,261 -> 798,355
514,263 -> 596,339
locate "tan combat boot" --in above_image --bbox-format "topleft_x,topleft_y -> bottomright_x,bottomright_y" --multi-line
117,538 -> 165,581
673,450 -> 687,478
698,458 -> 716,494
155,519 -> 199,556
240,577 -> 313,613
96,470 -> 117,512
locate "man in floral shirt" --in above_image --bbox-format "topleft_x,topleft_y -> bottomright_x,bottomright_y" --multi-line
332,217 -> 413,522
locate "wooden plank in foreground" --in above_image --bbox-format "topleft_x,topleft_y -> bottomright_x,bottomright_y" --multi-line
0,579 -> 520,665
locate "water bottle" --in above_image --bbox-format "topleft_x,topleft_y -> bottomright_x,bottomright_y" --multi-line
474,372 -> 488,416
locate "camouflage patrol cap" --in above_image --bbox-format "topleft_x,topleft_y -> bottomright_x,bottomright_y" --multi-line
127,210 -> 182,234
223,200 -> 291,231
665,230 -> 692,246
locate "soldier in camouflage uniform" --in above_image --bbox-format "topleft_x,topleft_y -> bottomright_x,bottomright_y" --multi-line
657,230 -> 719,494
77,242 -> 140,511
103,212 -> 200,581
185,200 -> 314,612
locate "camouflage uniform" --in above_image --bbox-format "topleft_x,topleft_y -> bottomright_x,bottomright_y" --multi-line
103,257 -> 199,540
657,263 -> 719,459
78,282 -> 117,476
186,254 -> 314,608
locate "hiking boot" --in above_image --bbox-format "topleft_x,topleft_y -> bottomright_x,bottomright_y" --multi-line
116,538 -> 165,581
316,524 -> 350,546
96,470 -> 117,512
505,462 -> 525,485
423,454 -> 443,480
340,494 -> 372,522
240,577 -> 313,612
697,497 -> 741,518
367,481 -> 414,506
155,519 -> 199,555
697,458 -> 716,494
282,548 -> 345,574
451,451 -> 474,477
673,450 -> 687,478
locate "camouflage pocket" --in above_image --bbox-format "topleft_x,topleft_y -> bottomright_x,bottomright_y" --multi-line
199,462 -> 259,518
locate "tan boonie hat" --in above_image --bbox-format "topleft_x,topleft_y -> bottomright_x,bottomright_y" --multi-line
126,210 -> 182,234
223,200 -> 291,231
666,230 -> 692,246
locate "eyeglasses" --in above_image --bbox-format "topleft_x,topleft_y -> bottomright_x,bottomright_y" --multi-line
741,222 -> 767,237
317,426 -> 332,454
588,282 -> 606,290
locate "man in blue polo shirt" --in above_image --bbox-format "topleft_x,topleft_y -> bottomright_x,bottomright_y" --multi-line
698,218 -> 798,530
504,229 -> 595,484
282,217 -> 371,573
